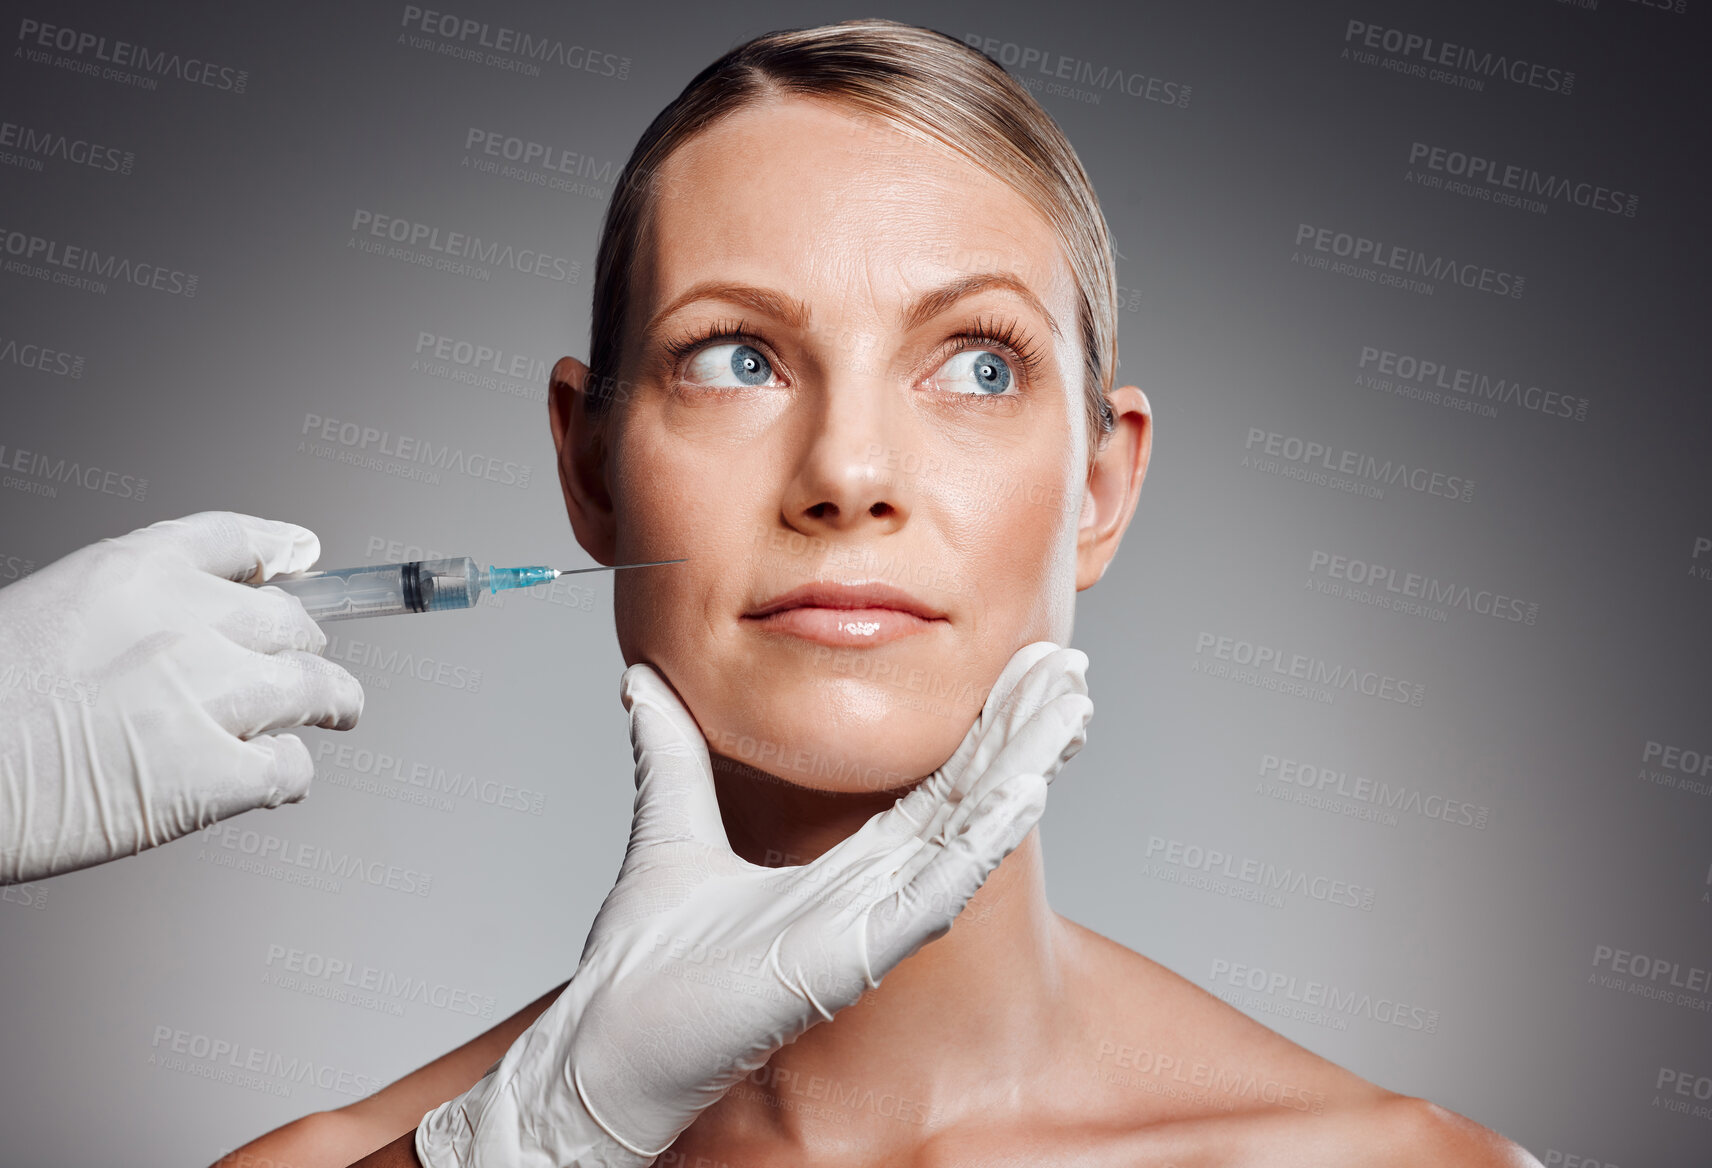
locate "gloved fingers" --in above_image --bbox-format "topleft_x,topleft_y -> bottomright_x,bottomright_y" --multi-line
903,643 -> 1078,832
621,663 -> 730,850
236,732 -> 315,807
893,686 -> 1079,884
217,586 -> 328,655
205,648 -> 365,737
916,643 -> 1065,794
807,778 -> 946,881
932,690 -> 1092,843
906,687 -> 1092,852
986,644 -> 1089,738
839,645 -> 1074,864
996,686 -> 1093,788
950,644 -> 1088,798
131,511 -> 321,583
983,642 -> 1071,723
863,770 -> 1048,976
819,681 -> 1084,879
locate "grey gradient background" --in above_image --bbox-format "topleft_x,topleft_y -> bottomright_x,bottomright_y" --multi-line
1,0 -> 1709,1164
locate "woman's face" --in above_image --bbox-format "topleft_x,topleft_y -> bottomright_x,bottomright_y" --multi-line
562,97 -> 1136,792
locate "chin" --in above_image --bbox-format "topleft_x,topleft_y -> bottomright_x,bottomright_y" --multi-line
686,671 -> 985,795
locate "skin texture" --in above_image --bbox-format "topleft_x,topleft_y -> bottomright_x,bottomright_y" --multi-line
574,105 -> 1109,797
221,97 -> 1540,1168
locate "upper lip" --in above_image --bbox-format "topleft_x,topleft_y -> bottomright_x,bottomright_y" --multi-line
745,581 -> 948,621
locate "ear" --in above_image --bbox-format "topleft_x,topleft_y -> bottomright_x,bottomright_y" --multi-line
1075,385 -> 1151,590
548,356 -> 618,564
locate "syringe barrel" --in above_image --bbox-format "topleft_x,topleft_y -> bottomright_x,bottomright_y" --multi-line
269,557 -> 485,621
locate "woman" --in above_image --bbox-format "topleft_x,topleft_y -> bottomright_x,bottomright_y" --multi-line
227,20 -> 1538,1167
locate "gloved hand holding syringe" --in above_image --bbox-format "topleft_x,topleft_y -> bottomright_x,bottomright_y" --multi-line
0,509 -> 685,885
267,555 -> 685,622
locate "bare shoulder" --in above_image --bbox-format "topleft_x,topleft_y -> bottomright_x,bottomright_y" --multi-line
1344,1096 -> 1544,1167
1051,917 -> 1541,1167
1054,915 -> 1383,1115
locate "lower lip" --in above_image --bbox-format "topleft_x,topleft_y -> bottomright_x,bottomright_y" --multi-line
744,606 -> 944,647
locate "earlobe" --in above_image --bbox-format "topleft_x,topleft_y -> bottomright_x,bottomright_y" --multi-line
548,356 -> 619,565
1075,386 -> 1151,590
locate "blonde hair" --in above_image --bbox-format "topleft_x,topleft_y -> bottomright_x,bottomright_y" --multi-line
586,19 -> 1119,450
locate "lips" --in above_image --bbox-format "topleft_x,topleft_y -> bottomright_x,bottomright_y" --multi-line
743,581 -> 948,647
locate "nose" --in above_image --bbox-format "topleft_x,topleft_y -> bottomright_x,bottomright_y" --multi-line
779,378 -> 911,537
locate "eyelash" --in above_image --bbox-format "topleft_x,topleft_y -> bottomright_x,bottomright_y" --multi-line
660,316 -> 1046,389
661,318 -> 765,364
944,315 -> 1046,382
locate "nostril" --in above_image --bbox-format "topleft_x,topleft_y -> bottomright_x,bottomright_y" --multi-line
869,502 -> 892,519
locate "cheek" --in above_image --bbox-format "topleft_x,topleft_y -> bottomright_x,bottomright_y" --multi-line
928,449 -> 1082,645
608,421 -> 749,663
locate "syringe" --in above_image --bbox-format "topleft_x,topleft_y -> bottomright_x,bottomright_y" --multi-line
266,556 -> 684,622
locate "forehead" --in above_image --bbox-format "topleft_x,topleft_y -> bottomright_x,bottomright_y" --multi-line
636,97 -> 1076,329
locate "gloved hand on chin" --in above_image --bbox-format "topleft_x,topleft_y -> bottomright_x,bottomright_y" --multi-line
416,641 -> 1092,1167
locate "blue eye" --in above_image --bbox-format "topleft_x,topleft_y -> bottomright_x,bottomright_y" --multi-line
933,348 -> 1014,395
684,342 -> 776,388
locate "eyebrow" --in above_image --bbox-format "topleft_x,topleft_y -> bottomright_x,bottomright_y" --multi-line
900,272 -> 1063,339
642,271 -> 1064,342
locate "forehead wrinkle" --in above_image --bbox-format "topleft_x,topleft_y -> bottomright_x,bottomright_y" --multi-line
639,104 -> 1075,355
818,177 -> 1073,342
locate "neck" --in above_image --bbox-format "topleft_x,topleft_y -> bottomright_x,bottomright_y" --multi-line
701,752 -> 1069,1147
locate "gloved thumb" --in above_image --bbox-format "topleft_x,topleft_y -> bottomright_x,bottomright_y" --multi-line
239,732 -> 315,808
619,664 -> 730,850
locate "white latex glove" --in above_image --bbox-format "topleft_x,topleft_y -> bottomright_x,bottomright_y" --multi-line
0,511 -> 364,884
417,641 -> 1090,1167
